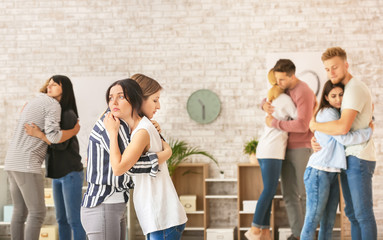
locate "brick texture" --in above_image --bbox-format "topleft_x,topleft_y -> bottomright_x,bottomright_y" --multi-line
1,0 -> 383,239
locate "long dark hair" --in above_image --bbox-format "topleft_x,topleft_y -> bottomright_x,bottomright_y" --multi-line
105,78 -> 144,117
315,80 -> 344,117
41,75 -> 79,118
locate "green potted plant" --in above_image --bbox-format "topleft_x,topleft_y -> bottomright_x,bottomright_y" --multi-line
243,138 -> 259,165
167,139 -> 218,176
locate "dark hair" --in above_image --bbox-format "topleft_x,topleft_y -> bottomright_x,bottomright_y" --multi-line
48,75 -> 79,118
105,78 -> 144,117
315,80 -> 344,117
273,59 -> 296,76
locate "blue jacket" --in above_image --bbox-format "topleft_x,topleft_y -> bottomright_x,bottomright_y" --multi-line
308,108 -> 372,170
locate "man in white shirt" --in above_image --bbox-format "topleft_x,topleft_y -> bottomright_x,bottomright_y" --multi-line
310,47 -> 376,240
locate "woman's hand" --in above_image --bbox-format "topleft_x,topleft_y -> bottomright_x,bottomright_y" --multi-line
309,117 -> 317,133
262,101 -> 274,115
24,123 -> 44,139
103,113 -> 120,136
151,120 -> 161,134
311,136 -> 321,152
369,120 -> 374,132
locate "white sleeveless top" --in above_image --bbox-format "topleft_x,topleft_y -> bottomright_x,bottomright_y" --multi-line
131,117 -> 187,235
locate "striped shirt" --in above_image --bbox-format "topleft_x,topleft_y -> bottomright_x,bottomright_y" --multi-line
82,112 -> 159,208
5,94 -> 62,174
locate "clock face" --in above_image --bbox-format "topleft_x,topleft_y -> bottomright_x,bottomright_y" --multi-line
187,89 -> 221,124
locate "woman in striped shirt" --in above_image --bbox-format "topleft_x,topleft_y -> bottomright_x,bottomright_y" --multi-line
80,78 -> 172,240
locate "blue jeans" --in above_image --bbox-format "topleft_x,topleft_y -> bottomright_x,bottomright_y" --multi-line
340,156 -> 376,240
300,167 -> 339,240
252,158 -> 282,228
53,171 -> 86,240
147,223 -> 186,240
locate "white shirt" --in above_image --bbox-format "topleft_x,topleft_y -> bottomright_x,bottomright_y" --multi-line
256,93 -> 297,159
341,78 -> 376,161
132,117 -> 187,235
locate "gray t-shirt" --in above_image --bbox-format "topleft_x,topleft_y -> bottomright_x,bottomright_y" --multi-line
341,78 -> 376,161
5,94 -> 62,174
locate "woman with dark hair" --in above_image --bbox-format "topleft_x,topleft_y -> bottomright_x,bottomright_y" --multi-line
301,80 -> 373,240
80,78 -> 171,240
5,75 -> 79,240
25,75 -> 86,240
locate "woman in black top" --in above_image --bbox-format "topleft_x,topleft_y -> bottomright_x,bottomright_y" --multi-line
25,75 -> 86,240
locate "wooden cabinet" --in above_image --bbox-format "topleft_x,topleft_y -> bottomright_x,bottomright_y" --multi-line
237,163 -> 272,239
205,178 -> 238,234
172,163 -> 208,239
237,163 -> 345,240
172,163 -> 239,240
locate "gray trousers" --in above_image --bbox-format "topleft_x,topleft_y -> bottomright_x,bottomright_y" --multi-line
7,171 -> 46,240
281,148 -> 312,238
81,202 -> 127,240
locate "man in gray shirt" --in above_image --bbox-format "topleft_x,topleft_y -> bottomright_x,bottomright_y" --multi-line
5,93 -> 79,240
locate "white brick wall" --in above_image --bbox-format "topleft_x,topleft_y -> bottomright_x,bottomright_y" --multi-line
1,0 -> 383,238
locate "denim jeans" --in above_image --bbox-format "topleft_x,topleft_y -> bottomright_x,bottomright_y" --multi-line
81,202 -> 127,240
340,156 -> 376,240
53,171 -> 86,240
147,223 -> 186,240
252,158 -> 282,228
300,167 -> 339,240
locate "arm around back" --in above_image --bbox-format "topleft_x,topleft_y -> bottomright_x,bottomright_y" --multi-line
272,86 -> 315,133
50,110 -> 79,150
311,109 -> 357,135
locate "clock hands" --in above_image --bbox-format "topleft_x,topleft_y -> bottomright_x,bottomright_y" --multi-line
198,99 -> 206,120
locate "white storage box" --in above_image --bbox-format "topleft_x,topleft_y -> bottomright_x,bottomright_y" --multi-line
207,228 -> 234,240
3,205 -> 13,222
179,195 -> 196,213
39,225 -> 58,240
278,228 -> 292,240
243,200 -> 257,213
44,188 -> 54,206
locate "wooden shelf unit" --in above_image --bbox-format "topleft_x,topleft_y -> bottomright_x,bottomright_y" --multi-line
237,163 -> 276,240
172,163 -> 209,239
237,163 -> 345,240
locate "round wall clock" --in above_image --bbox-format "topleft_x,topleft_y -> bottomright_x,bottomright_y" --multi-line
186,89 -> 221,124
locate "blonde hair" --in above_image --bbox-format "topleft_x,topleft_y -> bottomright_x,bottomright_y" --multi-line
40,78 -> 51,93
131,73 -> 162,99
321,47 -> 347,62
267,69 -> 284,102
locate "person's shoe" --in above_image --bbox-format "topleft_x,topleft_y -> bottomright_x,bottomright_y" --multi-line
245,229 -> 262,240
287,234 -> 299,240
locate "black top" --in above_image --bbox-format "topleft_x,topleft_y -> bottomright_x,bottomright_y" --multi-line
46,109 -> 83,178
